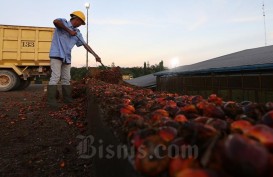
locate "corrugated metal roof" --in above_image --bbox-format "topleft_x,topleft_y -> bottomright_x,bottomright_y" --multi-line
125,74 -> 156,88
155,45 -> 273,76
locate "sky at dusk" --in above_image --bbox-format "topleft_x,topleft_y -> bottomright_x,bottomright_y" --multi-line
1,0 -> 273,68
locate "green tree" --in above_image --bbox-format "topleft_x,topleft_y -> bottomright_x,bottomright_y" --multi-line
144,62 -> 147,75
159,60 -> 164,71
70,67 -> 88,81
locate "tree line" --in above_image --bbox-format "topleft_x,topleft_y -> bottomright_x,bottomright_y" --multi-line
71,60 -> 168,80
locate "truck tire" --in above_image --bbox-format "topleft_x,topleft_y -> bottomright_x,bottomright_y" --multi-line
12,77 -> 21,90
16,79 -> 31,90
0,70 -> 20,91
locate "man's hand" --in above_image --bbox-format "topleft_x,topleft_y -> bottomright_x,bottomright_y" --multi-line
95,56 -> 101,63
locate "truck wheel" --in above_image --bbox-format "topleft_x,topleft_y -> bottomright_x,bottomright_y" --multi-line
16,79 -> 31,90
0,70 -> 20,91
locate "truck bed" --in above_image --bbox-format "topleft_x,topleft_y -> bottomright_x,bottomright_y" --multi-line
0,25 -> 54,66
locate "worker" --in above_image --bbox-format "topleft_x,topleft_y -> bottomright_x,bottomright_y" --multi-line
47,11 -> 101,108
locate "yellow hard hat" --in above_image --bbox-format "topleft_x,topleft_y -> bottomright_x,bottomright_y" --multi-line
70,11 -> 86,25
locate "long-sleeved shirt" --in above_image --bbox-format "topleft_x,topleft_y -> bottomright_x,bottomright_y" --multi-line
49,18 -> 85,64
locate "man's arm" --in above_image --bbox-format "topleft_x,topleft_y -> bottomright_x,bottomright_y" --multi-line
83,44 -> 101,62
53,19 -> 76,36
75,35 -> 101,62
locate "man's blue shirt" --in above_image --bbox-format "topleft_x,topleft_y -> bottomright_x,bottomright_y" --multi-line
49,18 -> 85,64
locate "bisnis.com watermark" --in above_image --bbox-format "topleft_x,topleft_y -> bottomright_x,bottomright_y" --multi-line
76,135 -> 199,159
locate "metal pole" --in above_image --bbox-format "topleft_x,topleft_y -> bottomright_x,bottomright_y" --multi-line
86,7 -> 89,70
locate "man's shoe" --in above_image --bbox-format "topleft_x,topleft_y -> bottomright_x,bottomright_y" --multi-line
47,85 -> 60,108
62,85 -> 73,104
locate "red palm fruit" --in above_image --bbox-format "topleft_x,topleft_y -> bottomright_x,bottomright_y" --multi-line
124,114 -> 144,124
245,124 -> 273,150
234,114 -> 255,124
176,101 -> 187,108
262,110 -> 273,128
208,94 -> 223,106
230,120 -> 253,133
135,107 -> 148,115
156,97 -> 167,106
179,123 -> 218,152
225,117 -> 234,124
224,134 -> 269,177
151,109 -> 169,122
158,126 -> 178,142
176,104 -> 199,119
135,135 -> 170,176
169,137 -> 189,157
181,104 -> 198,113
120,104 -> 135,115
180,95 -> 189,102
193,117 -> 210,124
169,156 -> 199,177
132,133 -> 144,150
127,129 -> 137,143
223,101 -> 243,119
123,114 -> 145,130
104,90 -> 112,96
196,100 -> 208,112
167,100 -> 177,108
157,117 -> 172,127
203,104 -> 225,119
206,118 -> 228,133
131,128 -> 157,150
146,100 -> 154,108
175,169 -> 217,177
164,105 -> 180,118
174,114 -> 188,123
191,95 -> 204,105
242,102 -> 264,121
122,98 -> 131,105
164,120 -> 180,129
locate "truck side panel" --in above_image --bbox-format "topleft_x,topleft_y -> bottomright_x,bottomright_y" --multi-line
0,25 -> 54,66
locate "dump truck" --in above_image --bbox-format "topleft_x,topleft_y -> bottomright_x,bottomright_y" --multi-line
0,25 -> 54,91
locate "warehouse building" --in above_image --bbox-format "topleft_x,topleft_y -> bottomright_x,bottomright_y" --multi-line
125,73 -> 156,89
154,45 -> 273,102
